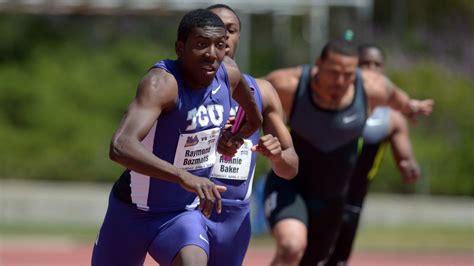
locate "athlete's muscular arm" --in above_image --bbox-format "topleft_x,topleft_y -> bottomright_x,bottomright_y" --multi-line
388,110 -> 420,183
109,68 -> 226,217
253,79 -> 299,179
224,56 -> 262,139
363,70 -> 434,120
263,66 -> 302,121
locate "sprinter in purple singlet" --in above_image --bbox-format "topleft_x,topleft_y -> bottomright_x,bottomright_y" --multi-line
92,9 -> 262,266
205,5 -> 299,266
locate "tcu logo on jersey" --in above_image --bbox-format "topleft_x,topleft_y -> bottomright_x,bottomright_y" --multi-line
186,104 -> 224,131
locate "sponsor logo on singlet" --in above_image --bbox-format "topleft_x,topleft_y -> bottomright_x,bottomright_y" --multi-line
186,104 -> 224,131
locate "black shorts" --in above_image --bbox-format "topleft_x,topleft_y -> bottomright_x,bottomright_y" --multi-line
264,171 -> 308,227
264,170 -> 345,265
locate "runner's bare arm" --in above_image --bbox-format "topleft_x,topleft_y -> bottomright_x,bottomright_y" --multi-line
263,66 -> 302,121
109,68 -> 226,215
255,79 -> 298,179
109,68 -> 180,179
224,56 -> 262,139
388,111 -> 420,183
363,70 -> 434,121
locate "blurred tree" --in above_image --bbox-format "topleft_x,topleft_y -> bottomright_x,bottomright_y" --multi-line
0,10 -> 472,196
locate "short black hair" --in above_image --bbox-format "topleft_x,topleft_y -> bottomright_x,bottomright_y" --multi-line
320,38 -> 358,60
177,9 -> 226,42
207,4 -> 242,29
358,43 -> 385,59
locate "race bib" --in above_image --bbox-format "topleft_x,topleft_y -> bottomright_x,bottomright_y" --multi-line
173,127 -> 221,170
210,139 -> 253,180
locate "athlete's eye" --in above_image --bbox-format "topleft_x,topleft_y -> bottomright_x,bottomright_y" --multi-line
344,73 -> 354,81
329,69 -> 339,77
197,42 -> 207,48
217,42 -> 226,49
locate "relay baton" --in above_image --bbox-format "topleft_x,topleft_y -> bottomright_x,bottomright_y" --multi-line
222,107 -> 246,161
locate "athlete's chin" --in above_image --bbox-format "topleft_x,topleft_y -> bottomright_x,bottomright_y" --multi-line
329,88 -> 346,98
198,74 -> 214,87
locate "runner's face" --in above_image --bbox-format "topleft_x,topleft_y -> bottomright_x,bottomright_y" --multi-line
177,26 -> 227,88
210,8 -> 241,59
316,51 -> 358,100
359,47 -> 384,73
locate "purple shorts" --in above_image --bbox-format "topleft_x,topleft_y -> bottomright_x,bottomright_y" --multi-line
91,193 -> 209,266
92,193 -> 252,266
207,199 -> 251,266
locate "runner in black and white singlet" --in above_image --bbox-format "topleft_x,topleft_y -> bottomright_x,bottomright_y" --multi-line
92,9 -> 262,266
263,39 -> 433,265
328,44 -> 421,266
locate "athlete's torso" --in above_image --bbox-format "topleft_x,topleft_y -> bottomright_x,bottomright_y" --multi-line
112,59 -> 232,212
209,74 -> 264,202
288,64 -> 368,200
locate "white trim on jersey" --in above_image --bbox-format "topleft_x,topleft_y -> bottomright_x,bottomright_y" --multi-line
185,196 -> 200,210
243,165 -> 256,201
130,173 -> 150,211
130,122 -> 157,211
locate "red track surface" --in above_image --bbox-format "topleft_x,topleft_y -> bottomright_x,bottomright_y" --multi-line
1,244 -> 473,266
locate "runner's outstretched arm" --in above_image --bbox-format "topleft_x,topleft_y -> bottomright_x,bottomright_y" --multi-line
363,70 -> 434,121
388,111 -> 420,183
253,79 -> 298,179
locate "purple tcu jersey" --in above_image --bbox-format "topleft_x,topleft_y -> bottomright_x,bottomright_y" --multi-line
209,74 -> 263,201
112,59 -> 232,212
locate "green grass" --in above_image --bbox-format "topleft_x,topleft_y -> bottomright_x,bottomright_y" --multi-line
0,225 -> 99,243
354,225 -> 474,251
2,224 -> 473,252
249,225 -> 473,251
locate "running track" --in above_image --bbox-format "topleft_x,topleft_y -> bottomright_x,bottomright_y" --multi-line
1,244 -> 473,266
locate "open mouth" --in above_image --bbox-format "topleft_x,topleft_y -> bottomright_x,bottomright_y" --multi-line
201,64 -> 216,74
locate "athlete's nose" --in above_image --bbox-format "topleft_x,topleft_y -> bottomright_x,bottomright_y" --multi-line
205,45 -> 218,61
336,73 -> 345,86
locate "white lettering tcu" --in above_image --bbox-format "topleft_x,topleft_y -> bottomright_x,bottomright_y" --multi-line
186,104 -> 224,131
